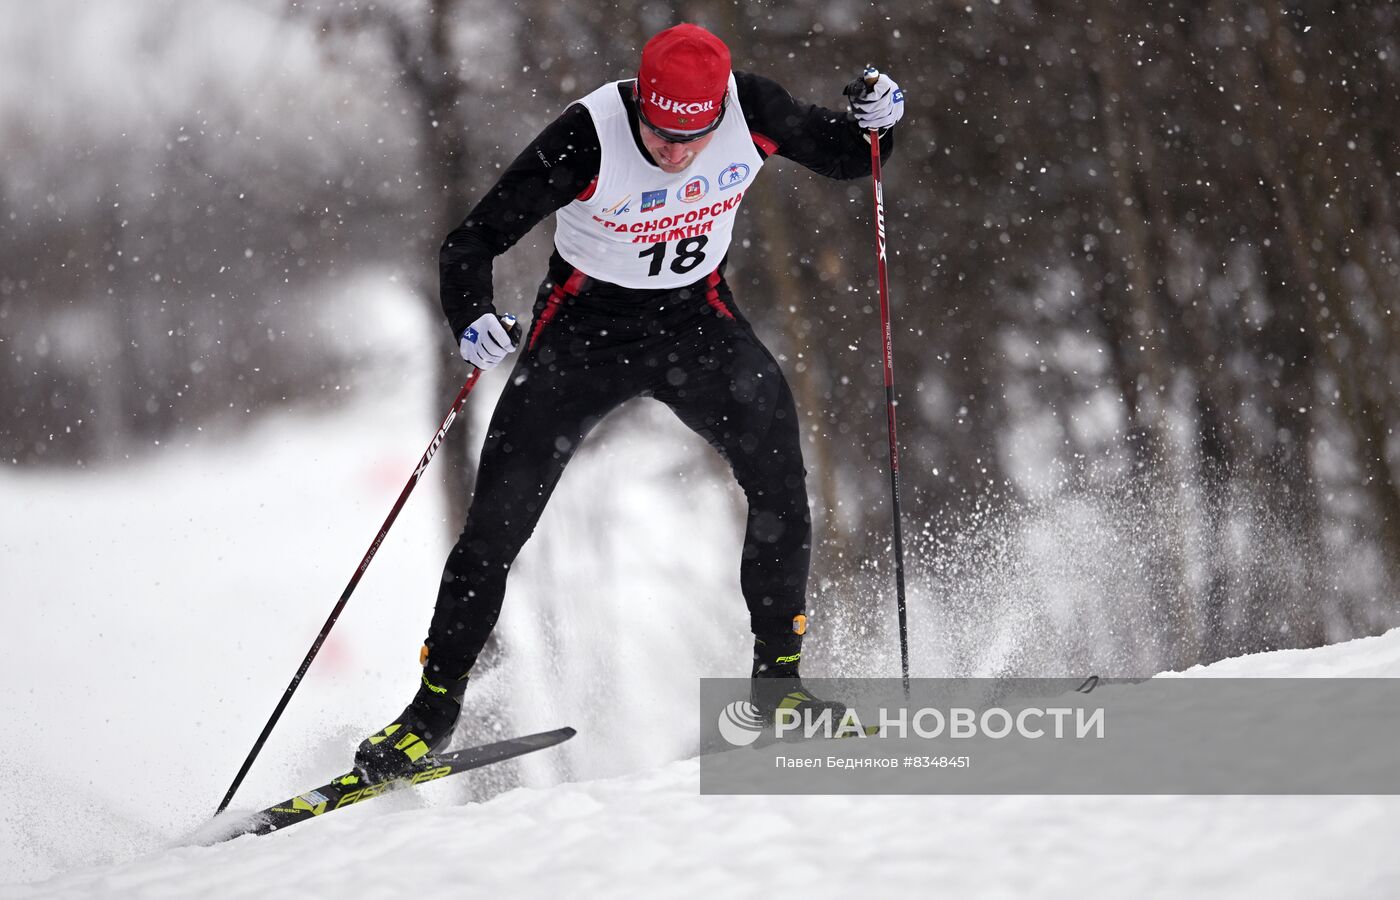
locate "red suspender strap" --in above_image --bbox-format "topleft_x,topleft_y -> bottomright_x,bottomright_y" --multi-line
703,270 -> 733,320
528,268 -> 589,350
750,131 -> 778,157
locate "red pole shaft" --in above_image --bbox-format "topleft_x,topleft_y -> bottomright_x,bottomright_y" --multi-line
868,127 -> 911,693
216,369 -> 483,814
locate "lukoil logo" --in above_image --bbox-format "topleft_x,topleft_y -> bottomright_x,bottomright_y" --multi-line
647,91 -> 717,117
717,700 -> 766,746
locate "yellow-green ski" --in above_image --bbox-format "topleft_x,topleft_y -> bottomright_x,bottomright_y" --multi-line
226,726 -> 576,839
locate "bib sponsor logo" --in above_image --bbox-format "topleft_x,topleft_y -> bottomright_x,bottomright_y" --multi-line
718,162 -> 749,190
589,189 -> 746,243
647,91 -> 717,117
640,189 -> 667,212
603,195 -> 632,216
679,176 -> 709,203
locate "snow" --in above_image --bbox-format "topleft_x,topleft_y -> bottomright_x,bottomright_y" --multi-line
4,288 -> 1399,897
6,625 -> 1400,898
0,281 -> 748,889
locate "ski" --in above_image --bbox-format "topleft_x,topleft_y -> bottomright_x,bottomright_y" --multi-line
226,726 -> 576,839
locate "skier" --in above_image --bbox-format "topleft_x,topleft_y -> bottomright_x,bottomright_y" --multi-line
356,23 -> 903,777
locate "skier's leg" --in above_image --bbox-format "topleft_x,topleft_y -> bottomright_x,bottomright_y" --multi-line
657,337 -> 811,625
422,358 -> 628,683
652,289 -> 845,725
358,301 -> 635,776
650,300 -> 817,648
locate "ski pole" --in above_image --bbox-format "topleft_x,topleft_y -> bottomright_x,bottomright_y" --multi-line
216,319 -> 518,815
847,67 -> 911,695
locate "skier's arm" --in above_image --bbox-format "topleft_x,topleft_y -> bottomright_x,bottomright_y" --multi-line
440,106 -> 601,339
735,70 -> 896,180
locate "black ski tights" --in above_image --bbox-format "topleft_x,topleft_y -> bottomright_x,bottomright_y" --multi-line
421,274 -> 811,683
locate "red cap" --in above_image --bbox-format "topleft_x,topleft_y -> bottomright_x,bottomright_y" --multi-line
636,24 -> 731,135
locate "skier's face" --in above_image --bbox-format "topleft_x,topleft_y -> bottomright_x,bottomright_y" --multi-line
638,124 -> 716,174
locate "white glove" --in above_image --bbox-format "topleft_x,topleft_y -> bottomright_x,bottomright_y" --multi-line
458,313 -> 518,370
849,72 -> 904,130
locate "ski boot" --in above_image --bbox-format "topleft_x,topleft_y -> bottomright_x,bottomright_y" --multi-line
354,650 -> 468,781
750,615 -> 847,734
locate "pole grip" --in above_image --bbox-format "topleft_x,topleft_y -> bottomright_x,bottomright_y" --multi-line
500,314 -> 523,348
843,65 -> 882,101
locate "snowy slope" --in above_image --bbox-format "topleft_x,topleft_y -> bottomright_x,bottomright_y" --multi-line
5,282 -> 1399,898
5,629 -> 1400,899
0,279 -> 749,887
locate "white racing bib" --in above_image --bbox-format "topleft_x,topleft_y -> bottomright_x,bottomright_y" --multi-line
553,76 -> 763,289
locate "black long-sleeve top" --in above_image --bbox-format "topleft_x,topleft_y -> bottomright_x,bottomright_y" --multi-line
440,71 -> 896,337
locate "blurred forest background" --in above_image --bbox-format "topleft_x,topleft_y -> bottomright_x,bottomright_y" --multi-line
4,0 -> 1398,673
